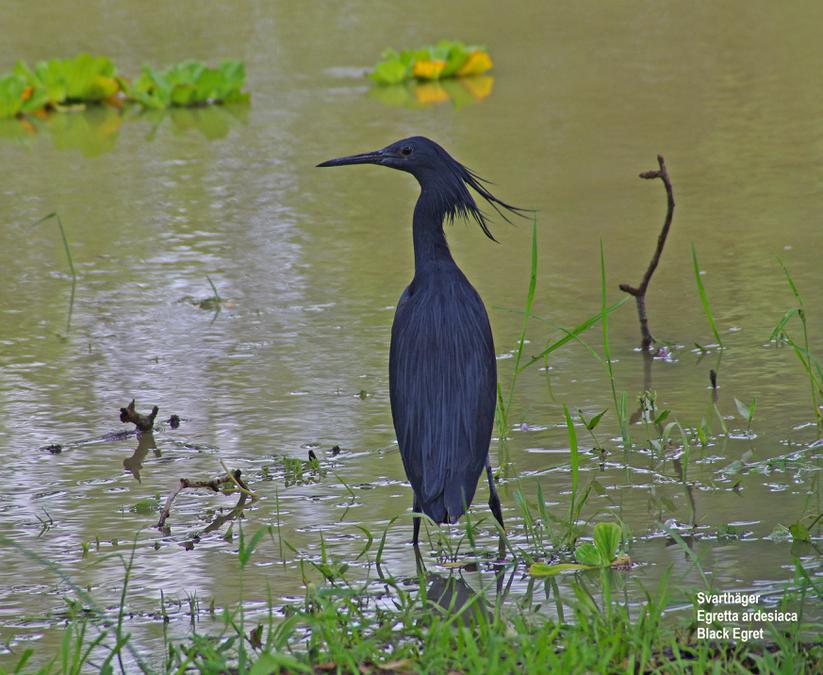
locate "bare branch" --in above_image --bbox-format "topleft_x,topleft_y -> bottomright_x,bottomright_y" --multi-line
156,469 -> 248,529
620,155 -> 676,351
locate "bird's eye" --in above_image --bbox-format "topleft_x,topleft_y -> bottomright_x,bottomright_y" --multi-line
400,146 -> 413,156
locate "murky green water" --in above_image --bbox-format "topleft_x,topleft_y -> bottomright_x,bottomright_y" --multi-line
1,1 -> 821,667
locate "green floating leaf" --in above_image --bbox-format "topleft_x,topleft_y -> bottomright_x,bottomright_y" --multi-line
789,522 -> 811,543
767,524 -> 792,542
131,498 -> 159,515
370,60 -> 408,85
723,449 -> 753,476
573,522 -> 622,567
10,62 -> 50,114
529,562 -> 594,577
574,542 -> 602,567
125,59 -> 249,109
0,74 -> 26,118
593,522 -> 622,563
35,54 -> 119,103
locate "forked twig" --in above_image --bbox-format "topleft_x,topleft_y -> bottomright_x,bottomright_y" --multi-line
619,155 -> 675,351
156,469 -> 249,529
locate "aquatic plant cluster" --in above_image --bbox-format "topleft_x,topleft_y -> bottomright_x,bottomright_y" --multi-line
370,40 -> 493,85
0,54 -> 248,119
366,40 -> 496,109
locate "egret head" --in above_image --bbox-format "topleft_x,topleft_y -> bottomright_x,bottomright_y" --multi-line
318,136 -> 528,241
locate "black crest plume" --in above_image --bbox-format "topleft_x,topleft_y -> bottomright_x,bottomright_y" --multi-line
427,143 -> 530,242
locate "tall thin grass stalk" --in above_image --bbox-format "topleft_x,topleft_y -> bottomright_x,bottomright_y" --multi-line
665,528 -> 711,590
774,258 -> 822,425
691,243 -> 723,347
274,483 -> 285,564
34,212 -> 76,279
600,242 -> 630,448
206,274 -> 222,302
497,215 -> 538,437
65,277 -> 77,334
0,534 -> 151,673
111,540 -> 138,674
712,401 -> 728,435
375,515 -> 400,566
34,212 -> 78,333
563,403 -> 579,545
536,482 -> 549,550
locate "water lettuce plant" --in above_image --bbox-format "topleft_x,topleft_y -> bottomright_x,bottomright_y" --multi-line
529,522 -> 626,576
370,39 -> 492,85
125,59 -> 249,109
0,54 -> 122,119
0,73 -> 32,118
14,54 -> 120,108
0,54 -> 249,118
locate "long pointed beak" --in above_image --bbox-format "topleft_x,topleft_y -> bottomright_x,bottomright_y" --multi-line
317,149 -> 384,168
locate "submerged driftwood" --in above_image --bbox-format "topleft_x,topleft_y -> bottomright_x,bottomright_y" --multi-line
119,399 -> 158,431
41,399 -> 179,454
156,469 -> 252,530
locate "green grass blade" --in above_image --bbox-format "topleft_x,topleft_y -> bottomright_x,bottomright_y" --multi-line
691,243 -> 723,347
34,212 -> 76,279
500,215 -> 538,435
777,257 -> 802,305
563,402 -> 579,544
518,297 -> 629,372
601,242 -> 629,447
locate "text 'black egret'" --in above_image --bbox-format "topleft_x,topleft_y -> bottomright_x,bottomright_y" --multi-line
318,136 -> 525,552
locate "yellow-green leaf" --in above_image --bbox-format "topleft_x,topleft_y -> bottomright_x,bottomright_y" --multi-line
412,59 -> 447,80
456,51 -> 493,76
529,562 -> 594,577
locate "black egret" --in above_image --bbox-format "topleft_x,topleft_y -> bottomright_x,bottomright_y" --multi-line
318,136 -> 524,550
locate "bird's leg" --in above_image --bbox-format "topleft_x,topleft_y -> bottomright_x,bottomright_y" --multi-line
414,544 -> 425,574
485,459 -> 505,530
412,493 -> 421,549
485,458 -> 506,559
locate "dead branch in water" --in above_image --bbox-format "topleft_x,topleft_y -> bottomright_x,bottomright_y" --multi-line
156,469 -> 250,529
619,155 -> 676,352
41,402 -> 178,456
120,399 -> 159,432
